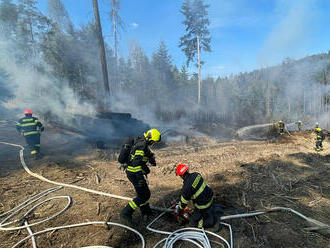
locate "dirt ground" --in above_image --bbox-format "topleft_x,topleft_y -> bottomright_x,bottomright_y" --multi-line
0,120 -> 329,248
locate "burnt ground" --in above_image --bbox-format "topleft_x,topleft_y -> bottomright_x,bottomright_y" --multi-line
0,120 -> 329,248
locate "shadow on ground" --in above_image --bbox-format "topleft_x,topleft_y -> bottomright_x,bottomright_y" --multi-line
108,152 -> 329,248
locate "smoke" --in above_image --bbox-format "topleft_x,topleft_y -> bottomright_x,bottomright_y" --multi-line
0,34 -> 95,124
258,0 -> 318,66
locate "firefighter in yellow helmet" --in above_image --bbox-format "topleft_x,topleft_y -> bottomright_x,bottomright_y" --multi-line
315,127 -> 325,151
120,129 -> 161,225
278,120 -> 285,135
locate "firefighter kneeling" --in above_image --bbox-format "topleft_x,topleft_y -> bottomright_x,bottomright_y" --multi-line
175,163 -> 220,232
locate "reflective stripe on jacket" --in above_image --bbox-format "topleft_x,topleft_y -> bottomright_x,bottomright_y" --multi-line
126,136 -> 154,173
16,116 -> 44,136
179,172 -> 213,210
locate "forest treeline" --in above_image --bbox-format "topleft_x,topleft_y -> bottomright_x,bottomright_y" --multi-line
0,0 -> 329,127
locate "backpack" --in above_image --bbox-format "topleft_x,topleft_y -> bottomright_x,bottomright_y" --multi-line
118,137 -> 135,164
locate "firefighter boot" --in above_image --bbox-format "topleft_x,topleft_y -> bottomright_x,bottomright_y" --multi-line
140,203 -> 153,222
120,204 -> 134,226
208,217 -> 221,232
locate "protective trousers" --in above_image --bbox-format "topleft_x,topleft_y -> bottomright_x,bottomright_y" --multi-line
125,171 -> 151,215
25,134 -> 40,155
316,140 -> 323,150
190,205 -> 215,228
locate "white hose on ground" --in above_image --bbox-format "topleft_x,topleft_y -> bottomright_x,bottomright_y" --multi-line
1,140 -> 329,248
25,221 -> 37,248
12,221 -> 145,248
146,208 -> 232,248
0,186 -> 71,231
0,142 -> 145,248
0,185 -> 145,248
0,141 -> 133,201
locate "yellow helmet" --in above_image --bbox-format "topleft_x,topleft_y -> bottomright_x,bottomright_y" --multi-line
279,120 -> 283,123
315,127 -> 321,132
144,129 -> 161,142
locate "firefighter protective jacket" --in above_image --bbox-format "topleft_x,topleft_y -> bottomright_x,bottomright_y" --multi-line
316,131 -> 325,141
126,136 -> 155,174
16,115 -> 44,136
179,172 -> 213,210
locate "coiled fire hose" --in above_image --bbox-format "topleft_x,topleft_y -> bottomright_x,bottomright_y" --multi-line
0,141 -> 145,248
1,141 -> 329,248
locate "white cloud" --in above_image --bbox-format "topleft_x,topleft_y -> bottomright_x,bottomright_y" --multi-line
131,22 -> 139,28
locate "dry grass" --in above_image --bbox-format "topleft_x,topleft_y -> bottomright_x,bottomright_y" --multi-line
0,123 -> 329,247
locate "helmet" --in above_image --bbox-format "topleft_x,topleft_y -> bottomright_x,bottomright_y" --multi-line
315,122 -> 319,127
315,128 -> 321,132
176,163 -> 189,176
279,120 -> 283,123
24,109 -> 32,115
144,129 -> 161,142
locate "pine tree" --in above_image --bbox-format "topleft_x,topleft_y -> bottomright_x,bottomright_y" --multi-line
47,0 -> 74,34
0,0 -> 18,37
109,0 -> 124,60
16,0 -> 50,60
151,41 -> 173,84
179,0 -> 211,104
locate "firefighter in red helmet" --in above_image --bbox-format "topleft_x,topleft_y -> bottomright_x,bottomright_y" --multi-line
16,109 -> 44,158
175,163 -> 220,231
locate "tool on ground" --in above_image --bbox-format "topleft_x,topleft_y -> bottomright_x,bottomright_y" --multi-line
172,201 -> 194,223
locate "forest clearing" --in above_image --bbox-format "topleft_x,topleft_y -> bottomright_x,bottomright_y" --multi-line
0,121 -> 329,247
1,0 -> 330,247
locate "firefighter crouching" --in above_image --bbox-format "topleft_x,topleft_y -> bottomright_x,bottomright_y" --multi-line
175,163 -> 220,231
315,127 -> 325,151
120,129 -> 161,225
16,109 -> 44,158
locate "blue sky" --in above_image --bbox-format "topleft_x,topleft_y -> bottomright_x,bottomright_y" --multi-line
37,0 -> 330,78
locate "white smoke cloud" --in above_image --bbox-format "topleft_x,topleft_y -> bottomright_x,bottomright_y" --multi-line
258,0 -> 318,66
0,35 -> 95,123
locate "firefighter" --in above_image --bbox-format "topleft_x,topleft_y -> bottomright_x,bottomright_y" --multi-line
175,163 -> 220,231
120,128 -> 161,225
314,122 -> 320,133
297,121 -> 302,131
315,128 -> 325,151
278,120 -> 285,135
16,109 -> 44,158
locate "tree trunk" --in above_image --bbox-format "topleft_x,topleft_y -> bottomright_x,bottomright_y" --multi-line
303,89 -> 306,113
197,35 -> 201,105
266,81 -> 270,116
111,0 -> 118,61
92,0 -> 111,110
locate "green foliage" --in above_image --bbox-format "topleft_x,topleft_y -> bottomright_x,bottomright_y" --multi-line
0,0 -> 18,36
0,0 -> 328,127
47,0 -> 74,34
179,0 -> 211,66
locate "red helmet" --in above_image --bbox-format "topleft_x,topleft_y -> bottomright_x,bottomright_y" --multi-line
24,109 -> 32,115
176,164 -> 189,176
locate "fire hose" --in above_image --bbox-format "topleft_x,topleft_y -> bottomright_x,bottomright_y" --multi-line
0,141 -> 145,248
1,141 -> 329,248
